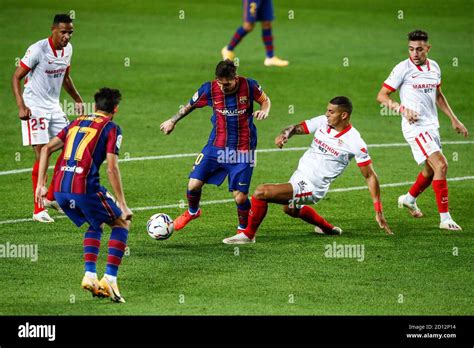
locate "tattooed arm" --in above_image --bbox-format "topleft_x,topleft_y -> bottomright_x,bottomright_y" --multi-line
160,103 -> 194,135
275,124 -> 307,148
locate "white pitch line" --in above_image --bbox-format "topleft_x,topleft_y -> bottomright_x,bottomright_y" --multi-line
1,176 -> 473,226
1,140 -> 473,176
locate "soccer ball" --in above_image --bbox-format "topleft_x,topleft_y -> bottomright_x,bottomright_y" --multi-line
147,213 -> 174,240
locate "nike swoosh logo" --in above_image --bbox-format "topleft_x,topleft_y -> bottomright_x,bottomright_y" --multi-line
411,74 -> 423,78
214,101 -> 222,105
238,182 -> 248,186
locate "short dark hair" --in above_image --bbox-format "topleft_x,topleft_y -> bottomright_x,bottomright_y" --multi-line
215,59 -> 237,79
94,88 -> 122,113
53,14 -> 73,26
408,30 -> 428,42
329,96 -> 353,115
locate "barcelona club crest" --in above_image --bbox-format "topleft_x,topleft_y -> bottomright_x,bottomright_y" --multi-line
239,96 -> 248,104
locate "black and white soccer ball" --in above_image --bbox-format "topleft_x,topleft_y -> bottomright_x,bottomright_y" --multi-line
147,213 -> 174,240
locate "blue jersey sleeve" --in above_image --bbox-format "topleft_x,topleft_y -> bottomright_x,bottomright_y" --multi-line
247,78 -> 268,105
189,82 -> 212,109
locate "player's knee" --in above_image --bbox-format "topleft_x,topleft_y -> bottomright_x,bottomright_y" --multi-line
433,158 -> 448,176
110,217 -> 130,230
243,22 -> 255,32
253,184 -> 269,200
188,179 -> 203,191
234,192 -> 248,205
283,205 -> 299,218
261,21 -> 272,29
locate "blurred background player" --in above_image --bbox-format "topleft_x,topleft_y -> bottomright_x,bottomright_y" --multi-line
12,14 -> 84,223
35,88 -> 132,303
223,96 -> 392,244
160,60 -> 271,234
377,30 -> 469,231
221,0 -> 289,67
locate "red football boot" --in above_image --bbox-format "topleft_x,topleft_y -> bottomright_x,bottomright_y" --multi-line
173,209 -> 202,231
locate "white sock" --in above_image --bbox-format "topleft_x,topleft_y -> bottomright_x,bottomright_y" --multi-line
440,212 -> 452,222
85,271 -> 97,279
105,274 -> 117,284
405,192 -> 416,204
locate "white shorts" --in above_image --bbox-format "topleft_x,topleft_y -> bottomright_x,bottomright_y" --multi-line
404,128 -> 442,165
288,169 -> 327,207
21,108 -> 69,146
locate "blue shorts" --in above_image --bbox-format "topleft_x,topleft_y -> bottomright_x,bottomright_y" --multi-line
189,145 -> 255,194
55,187 -> 122,230
243,0 -> 274,23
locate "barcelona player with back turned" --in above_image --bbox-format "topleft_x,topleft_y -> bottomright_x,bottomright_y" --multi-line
160,60 -> 271,234
35,88 -> 132,303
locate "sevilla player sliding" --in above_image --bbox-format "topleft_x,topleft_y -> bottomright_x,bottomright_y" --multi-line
223,96 -> 392,244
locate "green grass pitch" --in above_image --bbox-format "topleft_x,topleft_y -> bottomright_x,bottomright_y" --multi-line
0,0 -> 472,315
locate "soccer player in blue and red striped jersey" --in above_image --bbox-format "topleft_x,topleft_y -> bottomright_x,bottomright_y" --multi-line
221,0 -> 289,67
35,88 -> 132,303
160,60 -> 271,233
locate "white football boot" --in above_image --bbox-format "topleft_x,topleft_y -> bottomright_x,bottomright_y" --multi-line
33,210 -> 54,223
264,56 -> 289,67
314,226 -> 343,236
398,194 -> 423,218
222,232 -> 255,245
439,219 -> 462,231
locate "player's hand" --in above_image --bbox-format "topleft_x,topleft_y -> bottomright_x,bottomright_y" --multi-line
121,205 -> 133,221
160,119 -> 176,135
275,134 -> 288,148
75,102 -> 85,115
451,119 -> 469,138
401,107 -> 419,125
253,110 -> 268,120
18,105 -> 32,121
35,185 -> 48,208
375,211 -> 393,235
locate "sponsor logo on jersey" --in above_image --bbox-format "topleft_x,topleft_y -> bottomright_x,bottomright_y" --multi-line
60,165 -> 84,174
215,108 -> 248,116
313,137 -> 340,157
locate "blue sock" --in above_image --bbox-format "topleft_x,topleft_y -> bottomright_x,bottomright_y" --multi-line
105,227 -> 128,277
228,26 -> 249,51
237,199 -> 251,229
83,226 -> 102,273
262,28 -> 274,58
187,189 -> 201,214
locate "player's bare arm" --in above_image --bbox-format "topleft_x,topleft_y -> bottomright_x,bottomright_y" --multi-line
106,152 -> 133,221
12,65 -> 32,120
359,163 -> 392,235
436,87 -> 468,137
160,103 -> 194,135
275,124 -> 306,148
35,136 -> 64,208
376,86 -> 419,124
62,68 -> 84,114
253,96 -> 271,120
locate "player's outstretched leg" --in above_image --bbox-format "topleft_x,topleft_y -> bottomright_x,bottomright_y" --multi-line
427,152 -> 461,230
81,226 -> 103,298
398,164 -> 433,218
98,218 -> 130,303
223,183 -> 293,244
174,179 -> 203,231
261,22 -> 288,67
222,22 -> 254,61
283,205 -> 342,236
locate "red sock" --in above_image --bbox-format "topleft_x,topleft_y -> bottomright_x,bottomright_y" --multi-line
243,196 -> 268,239
46,155 -> 62,201
298,206 -> 334,232
32,160 -> 44,214
432,179 -> 449,213
408,172 -> 432,198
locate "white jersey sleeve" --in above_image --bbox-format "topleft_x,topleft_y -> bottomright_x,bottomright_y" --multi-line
20,43 -> 41,70
352,135 -> 372,167
301,115 -> 326,134
383,61 -> 407,92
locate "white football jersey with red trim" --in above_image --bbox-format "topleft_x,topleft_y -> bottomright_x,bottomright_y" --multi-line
20,37 -> 73,112
297,115 -> 371,193
383,58 -> 441,133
